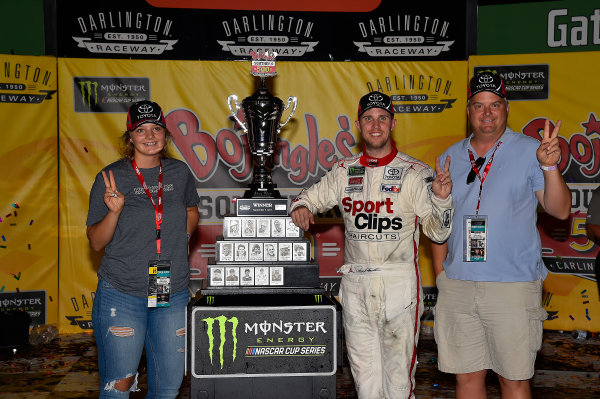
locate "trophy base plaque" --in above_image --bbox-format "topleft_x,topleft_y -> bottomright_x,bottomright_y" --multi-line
235,197 -> 288,216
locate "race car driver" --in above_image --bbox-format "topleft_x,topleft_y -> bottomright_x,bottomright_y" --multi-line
290,91 -> 453,399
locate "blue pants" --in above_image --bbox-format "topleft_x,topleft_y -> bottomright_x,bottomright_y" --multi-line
92,279 -> 188,398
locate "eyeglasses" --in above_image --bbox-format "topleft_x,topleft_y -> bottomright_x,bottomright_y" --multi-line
466,156 -> 486,184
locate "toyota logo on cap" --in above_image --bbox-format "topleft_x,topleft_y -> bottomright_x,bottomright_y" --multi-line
126,100 -> 166,131
358,91 -> 394,117
138,103 -> 154,113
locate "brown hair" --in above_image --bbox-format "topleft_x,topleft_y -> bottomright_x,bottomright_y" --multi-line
118,127 -> 172,159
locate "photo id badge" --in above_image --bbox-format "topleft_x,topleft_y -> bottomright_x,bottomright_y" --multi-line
463,215 -> 487,262
148,260 -> 171,307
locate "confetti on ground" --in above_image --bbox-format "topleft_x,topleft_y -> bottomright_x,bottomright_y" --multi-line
11,272 -> 21,280
10,223 -> 16,226
29,219 -> 33,225
16,287 -> 19,293
0,245 -> 6,249
583,300 -> 590,304
0,286 -> 4,292
5,213 -> 11,218
587,315 -> 591,320
569,315 -> 575,320
11,203 -> 19,208
13,211 -> 17,216
49,296 -> 53,301
581,289 -> 587,294
1,235 -> 5,241
84,146 -> 88,152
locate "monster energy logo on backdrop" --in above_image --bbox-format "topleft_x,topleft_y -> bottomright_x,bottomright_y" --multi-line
72,76 -> 150,113
78,80 -> 98,108
203,315 -> 239,369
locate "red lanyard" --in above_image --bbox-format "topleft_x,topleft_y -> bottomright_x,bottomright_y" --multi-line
131,159 -> 163,256
468,141 -> 501,216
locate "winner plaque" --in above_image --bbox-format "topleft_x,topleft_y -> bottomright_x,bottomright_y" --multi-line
227,51 -> 297,216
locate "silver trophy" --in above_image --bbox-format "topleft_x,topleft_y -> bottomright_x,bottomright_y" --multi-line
228,52 -> 297,199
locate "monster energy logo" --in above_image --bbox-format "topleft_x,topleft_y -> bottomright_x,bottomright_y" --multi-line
314,294 -> 323,304
206,296 -> 214,305
203,315 -> 239,369
78,81 -> 98,108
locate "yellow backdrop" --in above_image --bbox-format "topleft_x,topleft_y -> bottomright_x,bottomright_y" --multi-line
58,58 -> 466,333
0,55 -> 58,327
470,53 -> 600,331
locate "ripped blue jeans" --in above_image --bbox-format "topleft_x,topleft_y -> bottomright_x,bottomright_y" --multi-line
92,279 -> 188,398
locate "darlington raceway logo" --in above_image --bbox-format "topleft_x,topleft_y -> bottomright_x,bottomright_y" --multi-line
0,60 -> 56,104
364,72 -> 457,114
217,13 -> 319,57
354,13 -> 454,57
72,10 -> 178,55
73,77 -> 150,113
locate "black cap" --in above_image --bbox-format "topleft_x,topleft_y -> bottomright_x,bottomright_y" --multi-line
126,100 -> 166,131
358,91 -> 394,118
468,71 -> 507,100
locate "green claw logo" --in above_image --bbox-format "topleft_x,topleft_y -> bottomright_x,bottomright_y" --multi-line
78,81 -> 98,108
206,296 -> 214,305
202,315 -> 239,369
314,294 -> 323,303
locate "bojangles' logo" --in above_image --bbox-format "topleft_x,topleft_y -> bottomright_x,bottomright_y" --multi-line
203,315 -> 239,369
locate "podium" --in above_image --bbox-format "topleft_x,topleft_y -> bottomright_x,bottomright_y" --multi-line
187,56 -> 341,398
187,290 -> 341,399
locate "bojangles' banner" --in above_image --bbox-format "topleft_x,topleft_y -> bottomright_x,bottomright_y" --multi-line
469,52 -> 600,332
0,55 -> 58,327
58,58 -> 467,333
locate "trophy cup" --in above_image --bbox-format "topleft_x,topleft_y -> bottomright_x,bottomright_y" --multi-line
227,51 -> 297,215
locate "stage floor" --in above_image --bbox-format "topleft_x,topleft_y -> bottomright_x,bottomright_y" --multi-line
0,327 -> 598,398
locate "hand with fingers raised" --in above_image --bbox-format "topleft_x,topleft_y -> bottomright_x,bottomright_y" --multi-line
102,170 -> 124,213
432,155 -> 452,200
537,119 -> 562,170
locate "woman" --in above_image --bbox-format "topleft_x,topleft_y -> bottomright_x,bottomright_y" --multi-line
86,100 -> 200,398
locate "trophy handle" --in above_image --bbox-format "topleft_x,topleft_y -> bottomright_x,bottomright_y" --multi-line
278,96 -> 298,133
227,94 -> 247,132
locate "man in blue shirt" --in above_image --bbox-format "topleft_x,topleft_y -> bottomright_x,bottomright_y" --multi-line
431,71 -> 571,399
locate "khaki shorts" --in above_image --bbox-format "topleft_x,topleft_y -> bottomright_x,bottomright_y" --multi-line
433,271 -> 547,380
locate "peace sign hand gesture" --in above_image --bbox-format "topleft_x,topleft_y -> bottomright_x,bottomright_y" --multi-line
102,170 -> 124,213
432,156 -> 452,200
537,119 -> 562,167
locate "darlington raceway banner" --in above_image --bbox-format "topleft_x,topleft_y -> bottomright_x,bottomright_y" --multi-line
0,55 -> 58,327
58,58 -> 467,333
56,0 -> 470,61
469,52 -> 600,332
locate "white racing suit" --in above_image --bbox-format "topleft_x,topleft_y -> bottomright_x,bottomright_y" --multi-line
291,151 -> 453,399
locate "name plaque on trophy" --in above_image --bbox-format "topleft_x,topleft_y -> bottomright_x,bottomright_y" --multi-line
235,197 -> 289,216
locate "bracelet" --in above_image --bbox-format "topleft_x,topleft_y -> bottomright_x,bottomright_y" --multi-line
540,164 -> 557,171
